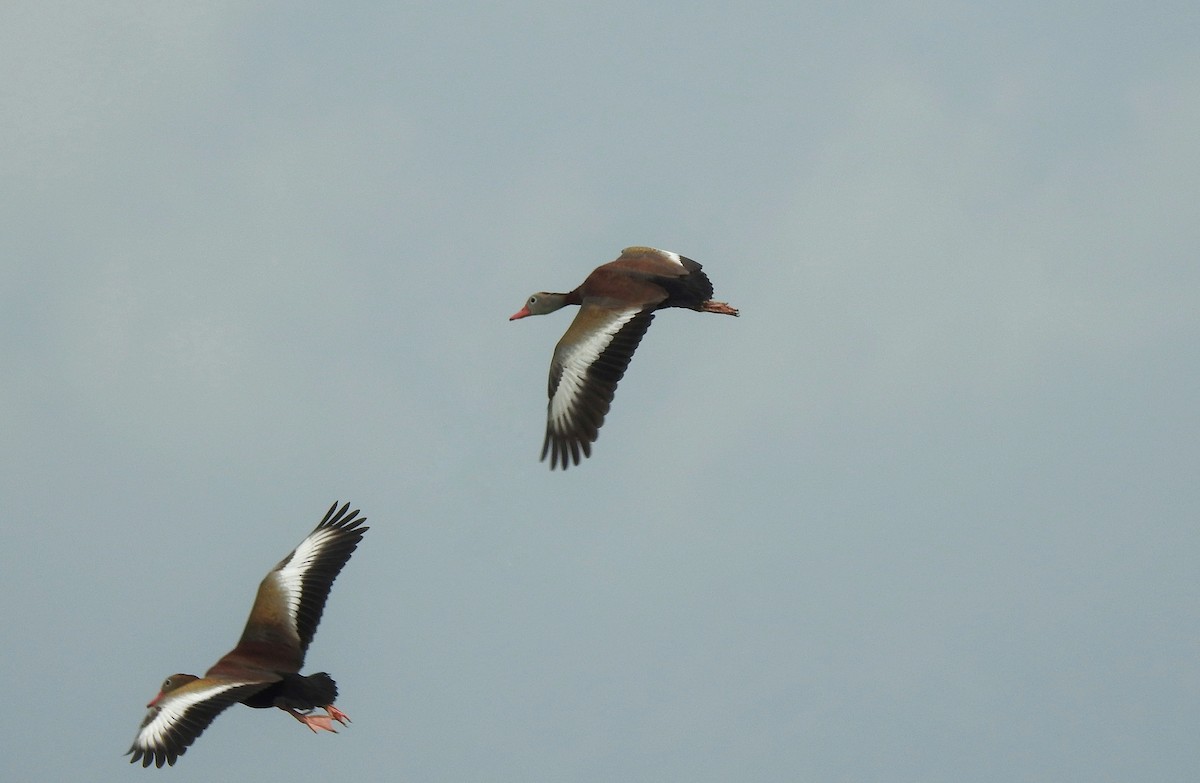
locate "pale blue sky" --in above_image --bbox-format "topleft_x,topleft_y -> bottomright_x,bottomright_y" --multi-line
2,2 -> 1198,780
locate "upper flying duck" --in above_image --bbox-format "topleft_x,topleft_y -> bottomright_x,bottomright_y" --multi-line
127,501 -> 369,768
510,246 -> 738,469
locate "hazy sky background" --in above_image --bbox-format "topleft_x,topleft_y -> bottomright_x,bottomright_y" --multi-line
2,2 -> 1198,780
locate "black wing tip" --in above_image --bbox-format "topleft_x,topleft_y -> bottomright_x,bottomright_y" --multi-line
126,747 -> 177,768
318,501 -> 370,534
542,431 -> 594,470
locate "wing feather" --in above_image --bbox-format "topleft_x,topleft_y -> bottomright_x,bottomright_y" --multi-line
543,305 -> 655,469
233,503 -> 368,665
126,680 -> 266,768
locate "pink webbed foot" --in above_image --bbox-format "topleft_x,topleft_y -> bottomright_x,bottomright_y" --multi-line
325,704 -> 351,726
700,300 -> 739,316
286,708 -> 340,734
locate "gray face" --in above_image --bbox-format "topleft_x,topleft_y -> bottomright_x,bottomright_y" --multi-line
524,292 -> 566,316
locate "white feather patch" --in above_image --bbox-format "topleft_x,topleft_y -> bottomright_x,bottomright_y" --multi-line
132,680 -> 253,752
273,526 -> 341,631
549,308 -> 639,432
622,245 -> 682,267
656,248 -> 683,266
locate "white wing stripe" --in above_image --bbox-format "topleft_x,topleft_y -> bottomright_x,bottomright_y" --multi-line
658,249 -> 683,266
273,527 -> 341,631
549,309 -> 639,430
132,681 -> 252,751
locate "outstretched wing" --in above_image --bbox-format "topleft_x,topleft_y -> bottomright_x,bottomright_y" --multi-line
230,502 -> 369,669
543,304 -> 655,469
126,679 -> 267,768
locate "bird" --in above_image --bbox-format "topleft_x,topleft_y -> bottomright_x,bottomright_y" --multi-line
510,246 -> 738,469
127,501 -> 369,768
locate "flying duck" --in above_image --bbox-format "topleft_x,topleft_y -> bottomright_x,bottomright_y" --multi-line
510,246 -> 738,469
127,501 -> 368,767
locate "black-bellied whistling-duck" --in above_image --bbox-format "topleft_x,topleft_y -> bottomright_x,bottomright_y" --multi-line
510,246 -> 738,469
127,502 -> 368,768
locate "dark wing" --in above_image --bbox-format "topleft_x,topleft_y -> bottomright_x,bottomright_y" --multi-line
126,679 -> 267,768
543,304 -> 655,469
233,503 -> 369,666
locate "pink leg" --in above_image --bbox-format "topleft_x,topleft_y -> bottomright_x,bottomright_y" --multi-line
286,708 -> 339,734
700,300 -> 739,316
325,704 -> 351,726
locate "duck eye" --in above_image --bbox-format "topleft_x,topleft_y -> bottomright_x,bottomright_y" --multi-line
529,295 -> 538,304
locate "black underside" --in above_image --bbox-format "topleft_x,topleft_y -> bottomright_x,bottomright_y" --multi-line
655,257 -> 715,307
241,672 -> 338,711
